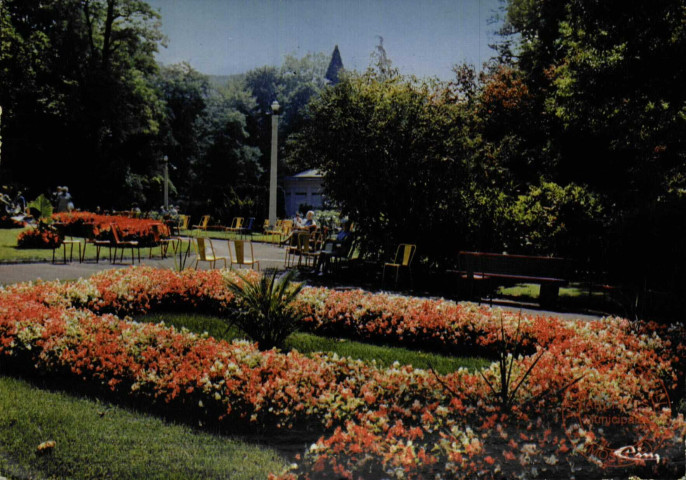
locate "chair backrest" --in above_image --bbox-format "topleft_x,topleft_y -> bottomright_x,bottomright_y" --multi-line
311,232 -> 324,251
230,239 -> 254,264
199,215 -> 210,228
394,244 -> 416,267
245,217 -> 255,231
262,219 -> 270,229
235,217 -> 244,229
110,223 -> 123,243
150,223 -> 162,242
282,220 -> 293,230
178,215 -> 190,230
194,237 -> 211,261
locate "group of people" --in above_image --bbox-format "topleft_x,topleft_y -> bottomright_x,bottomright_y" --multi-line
293,210 -> 318,231
55,186 -> 74,213
285,210 -> 354,275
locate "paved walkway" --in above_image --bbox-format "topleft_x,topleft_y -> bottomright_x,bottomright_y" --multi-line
0,239 -> 287,284
0,239 -> 602,321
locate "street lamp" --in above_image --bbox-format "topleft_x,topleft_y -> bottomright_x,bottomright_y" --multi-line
268,100 -> 280,227
163,155 -> 169,211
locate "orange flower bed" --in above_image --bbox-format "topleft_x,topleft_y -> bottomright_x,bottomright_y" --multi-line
0,267 -> 683,479
52,212 -> 169,244
16,227 -> 62,249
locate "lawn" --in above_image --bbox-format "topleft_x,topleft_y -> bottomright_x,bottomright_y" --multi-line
0,228 -> 172,263
0,375 -> 287,480
496,282 -> 628,314
134,312 -> 491,375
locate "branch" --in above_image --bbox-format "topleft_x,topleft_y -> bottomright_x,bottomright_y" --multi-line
82,0 -> 96,54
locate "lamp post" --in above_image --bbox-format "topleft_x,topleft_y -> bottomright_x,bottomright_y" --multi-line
269,100 -> 280,227
163,155 -> 169,211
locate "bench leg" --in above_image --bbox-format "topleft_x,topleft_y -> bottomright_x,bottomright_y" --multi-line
539,284 -> 560,307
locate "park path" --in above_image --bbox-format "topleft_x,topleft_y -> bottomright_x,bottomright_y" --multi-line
0,239 -> 286,285
0,239 -> 602,321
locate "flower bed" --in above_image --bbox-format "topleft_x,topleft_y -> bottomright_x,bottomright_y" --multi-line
52,212 -> 170,244
0,267 -> 683,479
16,226 -> 62,249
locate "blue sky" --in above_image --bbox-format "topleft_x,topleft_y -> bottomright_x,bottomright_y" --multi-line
147,0 -> 504,80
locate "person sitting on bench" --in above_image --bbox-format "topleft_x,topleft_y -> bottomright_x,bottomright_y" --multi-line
314,220 -> 353,275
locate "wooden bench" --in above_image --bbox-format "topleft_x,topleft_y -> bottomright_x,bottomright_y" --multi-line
457,251 -> 571,306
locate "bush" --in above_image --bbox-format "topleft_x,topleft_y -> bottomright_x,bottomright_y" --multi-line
505,181 -> 605,258
17,226 -> 61,249
225,270 -> 304,350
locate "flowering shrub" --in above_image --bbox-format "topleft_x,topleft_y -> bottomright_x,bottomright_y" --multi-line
0,267 -> 683,479
16,226 -> 62,249
52,212 -> 170,244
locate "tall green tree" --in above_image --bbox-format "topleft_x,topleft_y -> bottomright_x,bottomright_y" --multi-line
0,0 -> 164,208
153,62 -> 210,206
289,71 -> 472,264
497,0 -> 686,300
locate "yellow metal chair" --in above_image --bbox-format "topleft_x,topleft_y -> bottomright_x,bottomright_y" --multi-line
228,239 -> 260,271
225,217 -> 244,233
192,215 -> 210,231
382,244 -> 417,288
51,222 -> 82,264
177,214 -> 190,232
265,219 -> 283,238
81,222 -> 112,263
192,237 -> 227,269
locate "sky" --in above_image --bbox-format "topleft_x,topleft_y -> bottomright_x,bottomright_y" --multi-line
146,0 -> 505,80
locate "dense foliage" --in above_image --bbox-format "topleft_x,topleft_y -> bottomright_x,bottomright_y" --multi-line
494,0 -> 686,299
289,70 -> 604,266
0,2 -> 328,222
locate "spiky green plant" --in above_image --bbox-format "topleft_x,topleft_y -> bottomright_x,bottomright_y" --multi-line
225,270 -> 304,350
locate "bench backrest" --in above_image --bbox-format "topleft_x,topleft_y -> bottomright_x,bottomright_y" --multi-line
459,251 -> 569,279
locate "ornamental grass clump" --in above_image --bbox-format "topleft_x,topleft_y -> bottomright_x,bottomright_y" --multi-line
225,270 -> 303,350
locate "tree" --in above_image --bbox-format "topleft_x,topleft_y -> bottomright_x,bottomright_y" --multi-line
497,0 -> 686,306
153,62 -> 210,206
0,0 -> 164,208
188,85 -> 262,222
289,71 -> 472,265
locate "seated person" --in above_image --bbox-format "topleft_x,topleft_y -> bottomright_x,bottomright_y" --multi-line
293,212 -> 304,229
314,220 -> 353,275
302,210 -> 317,231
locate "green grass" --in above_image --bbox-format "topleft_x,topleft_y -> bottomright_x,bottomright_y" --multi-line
0,228 -> 171,263
496,282 -> 620,314
0,375 -> 287,480
134,312 -> 491,375
497,282 -> 603,300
